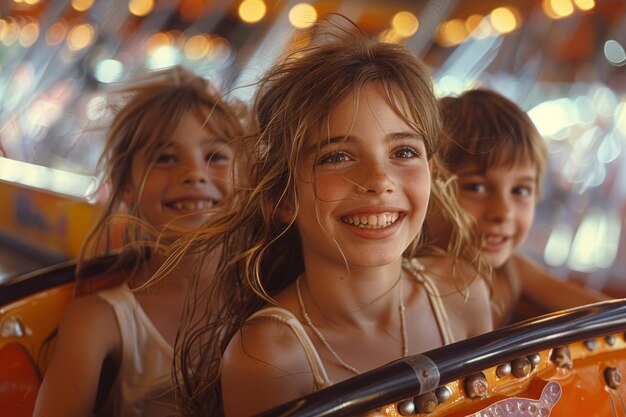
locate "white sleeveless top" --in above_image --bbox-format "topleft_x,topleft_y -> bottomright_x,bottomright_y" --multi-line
96,284 -> 177,417
248,258 -> 454,389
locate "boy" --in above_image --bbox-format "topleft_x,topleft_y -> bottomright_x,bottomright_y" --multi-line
436,88 -> 608,326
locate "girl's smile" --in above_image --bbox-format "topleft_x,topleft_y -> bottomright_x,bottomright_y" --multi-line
294,82 -> 431,268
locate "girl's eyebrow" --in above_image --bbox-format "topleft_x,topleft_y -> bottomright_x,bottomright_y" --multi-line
305,131 -> 422,155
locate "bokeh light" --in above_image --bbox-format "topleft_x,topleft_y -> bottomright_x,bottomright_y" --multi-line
391,11 -> 419,38
239,0 -> 266,24
67,23 -> 95,51
129,0 -> 154,17
288,3 -> 317,29
71,0 -> 94,12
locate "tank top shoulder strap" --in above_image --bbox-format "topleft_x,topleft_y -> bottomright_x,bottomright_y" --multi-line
248,306 -> 332,389
403,258 -> 455,344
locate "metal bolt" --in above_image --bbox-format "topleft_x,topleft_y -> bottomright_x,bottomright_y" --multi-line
465,373 -> 488,399
550,346 -> 573,369
414,391 -> 438,414
511,357 -> 532,378
605,335 -> 616,346
527,353 -> 541,369
605,367 -> 622,389
584,339 -> 598,351
435,386 -> 451,403
496,363 -> 512,378
397,399 -> 415,416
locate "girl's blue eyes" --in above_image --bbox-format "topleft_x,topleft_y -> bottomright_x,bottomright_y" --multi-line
318,151 -> 350,165
317,146 -> 421,165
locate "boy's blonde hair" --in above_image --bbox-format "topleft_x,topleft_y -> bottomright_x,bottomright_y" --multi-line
438,89 -> 548,194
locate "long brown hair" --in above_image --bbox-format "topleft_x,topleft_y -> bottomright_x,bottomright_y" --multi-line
171,14 -> 485,416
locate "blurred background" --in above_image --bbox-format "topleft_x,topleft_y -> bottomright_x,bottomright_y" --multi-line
0,0 -> 625,296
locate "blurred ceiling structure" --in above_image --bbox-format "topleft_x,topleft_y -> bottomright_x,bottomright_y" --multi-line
1,0 -> 626,293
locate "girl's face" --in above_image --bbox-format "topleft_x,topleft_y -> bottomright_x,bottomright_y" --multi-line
126,110 -> 234,231
294,83 -> 431,269
456,160 -> 537,268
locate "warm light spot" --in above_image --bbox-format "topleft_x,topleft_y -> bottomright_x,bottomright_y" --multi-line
288,3 -> 317,29
67,23 -> 95,51
436,19 -> 468,47
542,0 -> 575,19
380,28 -> 402,44
391,11 -> 418,38
490,6 -> 519,34
206,36 -> 231,62
145,32 -> 173,54
1,18 -> 20,46
573,0 -> 595,11
19,21 -> 39,47
129,0 -> 154,17
24,0 -> 40,4
465,14 -> 483,33
239,0 -> 266,24
71,0 -> 94,12
184,34 -> 211,59
45,21 -> 67,46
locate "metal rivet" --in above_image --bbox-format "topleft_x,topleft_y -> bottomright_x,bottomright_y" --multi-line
550,346 -> 572,369
435,386 -> 451,403
605,367 -> 622,389
496,363 -> 512,378
397,399 -> 415,416
527,353 -> 541,369
605,335 -> 616,346
465,373 -> 488,399
414,391 -> 438,414
511,357 -> 532,378
584,339 -> 598,351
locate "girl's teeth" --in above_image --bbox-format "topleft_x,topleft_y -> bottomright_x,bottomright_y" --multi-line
171,200 -> 214,210
342,212 -> 399,228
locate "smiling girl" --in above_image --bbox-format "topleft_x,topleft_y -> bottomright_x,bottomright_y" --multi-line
33,66 -> 245,417
170,15 -> 493,417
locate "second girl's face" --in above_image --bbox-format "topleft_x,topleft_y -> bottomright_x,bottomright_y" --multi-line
294,83 -> 431,268
128,110 -> 234,231
456,161 -> 537,268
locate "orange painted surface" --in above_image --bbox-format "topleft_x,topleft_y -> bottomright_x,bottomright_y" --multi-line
0,283 -> 75,375
375,335 -> 626,416
0,343 -> 41,417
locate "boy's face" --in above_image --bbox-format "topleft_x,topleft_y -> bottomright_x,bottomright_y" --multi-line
456,160 -> 538,268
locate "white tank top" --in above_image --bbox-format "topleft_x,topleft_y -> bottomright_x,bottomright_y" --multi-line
248,258 -> 454,389
96,284 -> 177,417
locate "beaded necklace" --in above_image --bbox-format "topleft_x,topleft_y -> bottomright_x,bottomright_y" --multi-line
296,273 -> 408,375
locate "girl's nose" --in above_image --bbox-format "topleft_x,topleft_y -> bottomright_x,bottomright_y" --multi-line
485,192 -> 513,222
182,159 -> 209,185
356,160 -> 395,195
